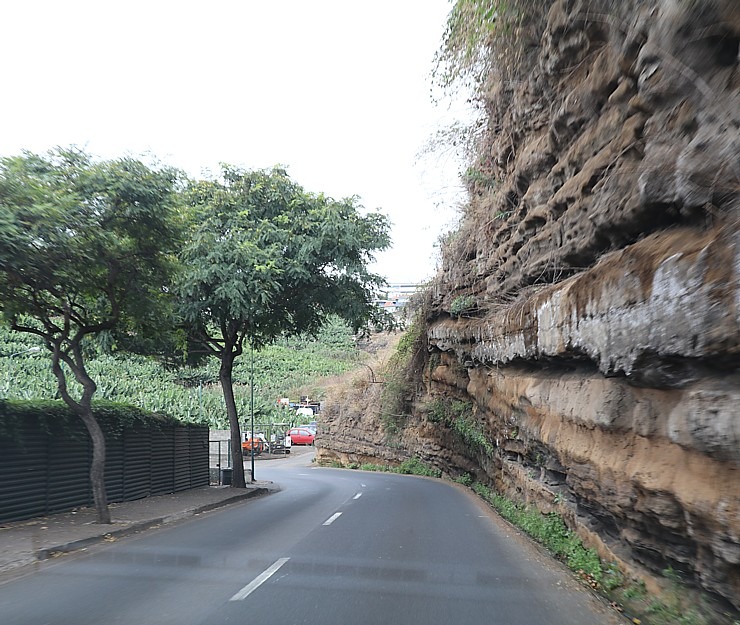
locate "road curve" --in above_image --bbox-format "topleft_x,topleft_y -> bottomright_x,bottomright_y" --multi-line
0,452 -> 623,625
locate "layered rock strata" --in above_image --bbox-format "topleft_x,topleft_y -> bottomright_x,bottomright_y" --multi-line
320,0 -> 739,615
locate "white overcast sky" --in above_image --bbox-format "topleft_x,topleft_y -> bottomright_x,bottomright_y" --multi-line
0,0 -> 469,285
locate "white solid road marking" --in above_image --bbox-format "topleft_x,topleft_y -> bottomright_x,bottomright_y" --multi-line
229,558 -> 290,601
353,492 -> 362,500
323,512 -> 343,526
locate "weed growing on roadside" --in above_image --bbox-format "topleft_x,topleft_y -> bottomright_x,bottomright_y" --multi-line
472,482 -> 601,580
454,473 -> 474,486
332,457 -> 442,478
397,457 -> 442,478
641,568 -> 710,625
359,463 -> 388,472
622,580 -> 648,601
602,561 -> 625,592
611,567 -> 715,625
472,483 -> 727,625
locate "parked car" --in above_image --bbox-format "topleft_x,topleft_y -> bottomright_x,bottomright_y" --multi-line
287,427 -> 315,445
298,422 -> 317,435
295,407 -> 315,420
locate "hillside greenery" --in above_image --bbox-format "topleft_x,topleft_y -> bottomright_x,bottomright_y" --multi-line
0,317 -> 360,429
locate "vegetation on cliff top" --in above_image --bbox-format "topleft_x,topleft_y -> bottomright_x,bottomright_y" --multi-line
434,0 -> 548,93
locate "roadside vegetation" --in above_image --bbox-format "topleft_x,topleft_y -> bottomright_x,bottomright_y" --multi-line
425,397 -> 493,456
0,147 -> 391,508
472,480 -> 723,625
332,457 -> 442,478
1,318 -> 360,429
378,298 -> 429,436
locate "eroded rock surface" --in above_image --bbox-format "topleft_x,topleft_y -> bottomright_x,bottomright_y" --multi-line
319,0 -> 739,615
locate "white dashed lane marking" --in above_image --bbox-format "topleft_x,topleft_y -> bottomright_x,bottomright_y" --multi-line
230,558 -> 290,601
323,512 -> 343,526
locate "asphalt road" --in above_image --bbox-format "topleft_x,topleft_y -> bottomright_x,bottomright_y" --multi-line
0,451 -> 622,625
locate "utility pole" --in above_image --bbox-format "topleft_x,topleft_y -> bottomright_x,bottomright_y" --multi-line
250,341 -> 255,483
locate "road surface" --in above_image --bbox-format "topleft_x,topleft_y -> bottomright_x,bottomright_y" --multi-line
0,450 -> 622,624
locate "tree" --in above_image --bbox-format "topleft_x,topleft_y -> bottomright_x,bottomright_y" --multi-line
178,165 -> 391,488
0,148 -> 182,523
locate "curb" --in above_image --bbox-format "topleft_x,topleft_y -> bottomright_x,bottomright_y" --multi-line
36,487 -> 272,562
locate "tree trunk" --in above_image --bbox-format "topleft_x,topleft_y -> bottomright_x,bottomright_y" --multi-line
51,350 -> 112,524
77,408 -> 111,524
220,352 -> 246,488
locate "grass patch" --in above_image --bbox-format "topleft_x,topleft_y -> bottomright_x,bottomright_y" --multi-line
396,457 -> 442,478
329,457 -> 442,479
472,482 -> 601,579
454,472 -> 474,487
617,567 -> 718,625
359,462 -> 387,472
471,482 -> 732,625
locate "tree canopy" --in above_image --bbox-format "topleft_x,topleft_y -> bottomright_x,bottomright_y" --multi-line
0,147 -> 183,522
1,150 -> 393,497
177,165 -> 391,487
178,165 -> 391,347
0,148 -> 182,341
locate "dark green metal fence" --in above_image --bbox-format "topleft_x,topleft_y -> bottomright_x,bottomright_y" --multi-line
0,417 -> 208,524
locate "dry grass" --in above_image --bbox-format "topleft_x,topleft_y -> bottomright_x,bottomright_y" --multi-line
319,332 -> 403,417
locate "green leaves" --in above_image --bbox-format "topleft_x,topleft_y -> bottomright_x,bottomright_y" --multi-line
174,164 -> 392,485
0,319 -> 359,428
177,165 -> 392,351
0,148 -> 183,344
1,150 -> 391,431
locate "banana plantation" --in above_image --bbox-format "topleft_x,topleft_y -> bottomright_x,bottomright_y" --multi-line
1,319 -> 360,429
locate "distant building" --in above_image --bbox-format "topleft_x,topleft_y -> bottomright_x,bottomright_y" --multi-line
374,283 -> 422,313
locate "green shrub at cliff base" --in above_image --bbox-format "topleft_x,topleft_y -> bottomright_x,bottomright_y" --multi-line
470,483 -> 722,624
640,567 -> 715,625
341,457 -> 441,478
471,482 -> 602,580
454,472 -> 474,486
396,457 -> 442,478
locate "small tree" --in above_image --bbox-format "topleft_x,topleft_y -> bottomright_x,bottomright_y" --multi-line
0,148 -> 182,523
178,165 -> 391,488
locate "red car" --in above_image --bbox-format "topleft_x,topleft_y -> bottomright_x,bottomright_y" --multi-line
287,427 -> 315,445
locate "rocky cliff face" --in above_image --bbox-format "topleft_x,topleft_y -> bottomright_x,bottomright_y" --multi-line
319,0 -> 739,616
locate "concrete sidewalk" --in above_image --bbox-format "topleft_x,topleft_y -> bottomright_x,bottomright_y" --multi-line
0,481 -> 277,578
